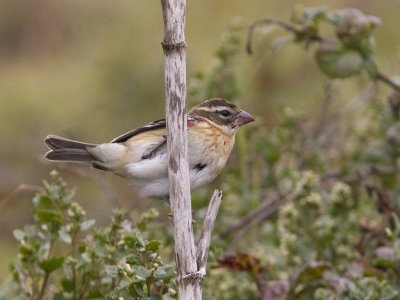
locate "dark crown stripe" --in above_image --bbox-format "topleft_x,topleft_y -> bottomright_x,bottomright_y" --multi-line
196,98 -> 237,109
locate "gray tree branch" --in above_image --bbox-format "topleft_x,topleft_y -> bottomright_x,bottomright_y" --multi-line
161,1 -> 223,298
196,190 -> 223,275
161,0 -> 198,298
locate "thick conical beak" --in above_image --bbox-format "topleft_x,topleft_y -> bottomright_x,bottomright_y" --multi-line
235,110 -> 255,126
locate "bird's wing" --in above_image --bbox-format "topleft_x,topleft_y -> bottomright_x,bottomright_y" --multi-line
110,119 -> 166,143
110,116 -> 204,161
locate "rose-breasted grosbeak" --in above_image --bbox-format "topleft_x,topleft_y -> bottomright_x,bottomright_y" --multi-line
44,98 -> 254,201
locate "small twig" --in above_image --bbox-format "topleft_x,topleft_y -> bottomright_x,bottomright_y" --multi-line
256,272 -> 268,300
312,81 -> 334,140
321,165 -> 400,184
246,18 -> 321,55
256,274 -> 289,300
0,184 -> 42,211
71,231 -> 78,300
247,19 -> 295,55
297,81 -> 335,169
334,82 -> 377,119
220,191 -> 292,238
223,164 -> 400,238
317,83 -> 377,155
36,272 -> 50,300
355,221 -> 384,255
365,184 -> 397,228
55,164 -> 126,207
376,71 -> 400,93
247,18 -> 400,96
196,190 -> 223,274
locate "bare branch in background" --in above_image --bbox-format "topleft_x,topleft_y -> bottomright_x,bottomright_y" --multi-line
221,191 -> 293,239
0,184 -> 42,211
222,163 -> 400,239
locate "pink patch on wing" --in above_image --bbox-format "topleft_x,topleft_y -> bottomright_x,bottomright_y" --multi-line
187,119 -> 197,127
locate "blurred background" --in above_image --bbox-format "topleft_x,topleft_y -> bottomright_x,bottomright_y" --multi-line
1,0 -> 399,280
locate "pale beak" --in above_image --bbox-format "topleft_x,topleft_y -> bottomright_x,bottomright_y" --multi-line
235,110 -> 255,126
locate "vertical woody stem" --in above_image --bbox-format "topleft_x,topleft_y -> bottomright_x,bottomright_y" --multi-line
160,0 -> 201,298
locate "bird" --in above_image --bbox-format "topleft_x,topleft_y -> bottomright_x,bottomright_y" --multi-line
44,98 -> 254,202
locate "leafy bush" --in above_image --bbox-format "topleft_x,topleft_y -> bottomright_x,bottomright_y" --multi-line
203,6 -> 400,300
3,171 -> 176,300
2,6 -> 400,300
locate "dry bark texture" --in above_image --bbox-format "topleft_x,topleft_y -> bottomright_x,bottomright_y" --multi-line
161,0 -> 199,298
161,1 -> 222,298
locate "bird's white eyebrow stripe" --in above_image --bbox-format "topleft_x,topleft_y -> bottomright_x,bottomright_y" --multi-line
195,106 -> 235,112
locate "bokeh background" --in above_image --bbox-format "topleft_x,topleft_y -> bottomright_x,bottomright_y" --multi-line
1,0 -> 399,280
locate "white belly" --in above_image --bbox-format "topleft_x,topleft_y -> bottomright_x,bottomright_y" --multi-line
126,155 -> 222,198
123,124 -> 235,199
125,152 -> 229,199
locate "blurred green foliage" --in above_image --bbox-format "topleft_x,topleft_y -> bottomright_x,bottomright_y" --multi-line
247,6 -> 400,88
2,171 -> 176,299
2,1 -> 400,299
200,6 -> 400,300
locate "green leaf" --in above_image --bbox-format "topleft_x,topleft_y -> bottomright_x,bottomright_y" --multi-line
154,265 -> 175,280
291,261 -> 331,295
80,252 -> 92,263
35,209 -> 62,224
24,225 -> 38,238
362,139 -> 394,165
106,287 -> 121,300
87,290 -> 103,299
372,257 -> 395,269
135,232 -> 145,247
125,254 -> 140,265
381,287 -> 400,300
291,5 -> 326,25
124,235 -> 138,248
35,195 -> 53,209
19,244 -> 34,256
146,240 -> 161,252
127,283 -> 139,297
53,292 -> 67,300
363,57 -> 378,78
60,278 -> 74,292
81,219 -> 95,231
39,256 -> 65,273
58,227 -> 72,244
105,265 -> 119,278
132,265 -> 151,280
13,229 -> 25,241
129,283 -> 147,298
386,122 -> 400,146
326,8 -> 381,34
315,41 -> 364,78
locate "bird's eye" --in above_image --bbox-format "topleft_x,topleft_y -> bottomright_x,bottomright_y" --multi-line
218,110 -> 231,117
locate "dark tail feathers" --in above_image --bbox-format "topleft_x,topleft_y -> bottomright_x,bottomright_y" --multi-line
44,135 -> 109,171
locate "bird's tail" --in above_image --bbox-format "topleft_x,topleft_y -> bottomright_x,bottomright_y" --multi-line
44,135 -> 109,170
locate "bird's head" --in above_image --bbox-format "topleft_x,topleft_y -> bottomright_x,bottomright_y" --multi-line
189,98 -> 255,135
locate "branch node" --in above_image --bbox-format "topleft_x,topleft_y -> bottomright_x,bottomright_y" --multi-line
161,41 -> 187,51
180,271 -> 206,283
